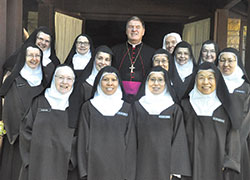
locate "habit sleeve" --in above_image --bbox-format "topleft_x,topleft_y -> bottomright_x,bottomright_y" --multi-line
170,105 -> 191,176
223,128 -> 241,173
19,98 -> 38,168
124,105 -> 137,180
240,88 -> 250,142
77,103 -> 89,179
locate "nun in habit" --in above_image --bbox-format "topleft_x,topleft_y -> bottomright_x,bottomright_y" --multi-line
19,65 -> 80,180
74,45 -> 113,104
152,48 -> 173,72
67,45 -> 114,132
77,66 -> 136,180
162,32 -> 182,54
217,48 -> 250,180
134,66 -> 191,180
197,40 -> 219,65
64,34 -> 94,78
0,43 -> 47,180
181,62 -> 241,180
168,41 -> 196,100
3,26 -> 60,83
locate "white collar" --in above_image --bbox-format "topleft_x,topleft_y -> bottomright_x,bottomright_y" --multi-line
20,63 -> 43,87
90,73 -> 124,116
44,66 -> 75,111
42,48 -> 52,66
222,65 -> 244,93
72,50 -> 91,70
174,57 -> 194,82
127,41 -> 142,48
139,80 -> 174,115
86,62 -> 99,86
189,85 -> 221,116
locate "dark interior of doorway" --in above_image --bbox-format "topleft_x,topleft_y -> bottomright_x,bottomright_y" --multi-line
85,20 -> 183,49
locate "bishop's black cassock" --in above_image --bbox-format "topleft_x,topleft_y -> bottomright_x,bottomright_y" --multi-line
112,42 -> 154,102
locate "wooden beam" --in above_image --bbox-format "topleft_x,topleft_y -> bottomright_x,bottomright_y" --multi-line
231,8 -> 248,17
214,9 -> 228,49
61,0 -> 212,21
6,0 -> 23,57
0,0 -> 7,64
245,0 -> 250,77
224,0 -> 241,9
79,12 -> 191,23
38,2 -> 54,31
0,0 -> 22,116
0,0 -> 7,84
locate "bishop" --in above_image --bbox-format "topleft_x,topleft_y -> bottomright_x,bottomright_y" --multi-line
112,16 -> 155,102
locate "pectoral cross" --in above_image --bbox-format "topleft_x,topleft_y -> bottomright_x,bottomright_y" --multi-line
129,64 -> 135,73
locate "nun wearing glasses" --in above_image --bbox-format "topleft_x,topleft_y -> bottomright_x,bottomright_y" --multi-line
134,66 -> 191,180
19,65 -> 80,180
217,48 -> 250,180
64,34 -> 94,78
0,43 -> 47,180
197,40 -> 219,65
181,62 -> 241,180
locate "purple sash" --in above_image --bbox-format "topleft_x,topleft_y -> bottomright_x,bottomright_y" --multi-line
122,81 -> 141,95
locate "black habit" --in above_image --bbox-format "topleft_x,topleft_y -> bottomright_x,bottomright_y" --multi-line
181,62 -> 241,180
19,95 -> 79,180
227,82 -> 250,180
216,48 -> 250,180
77,66 -> 136,180
0,44 -> 46,180
134,66 -> 191,180
134,102 -> 191,180
68,45 -> 113,128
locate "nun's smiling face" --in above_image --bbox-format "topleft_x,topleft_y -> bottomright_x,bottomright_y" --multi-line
218,52 -> 237,76
26,47 -> 41,69
35,31 -> 51,52
101,73 -> 119,95
76,36 -> 90,55
196,70 -> 216,95
148,72 -> 166,95
95,52 -> 112,71
165,36 -> 177,54
153,54 -> 169,71
55,69 -> 75,94
201,44 -> 216,63
175,47 -> 190,65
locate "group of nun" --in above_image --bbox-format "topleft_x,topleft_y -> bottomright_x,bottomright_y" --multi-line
0,26 -> 249,180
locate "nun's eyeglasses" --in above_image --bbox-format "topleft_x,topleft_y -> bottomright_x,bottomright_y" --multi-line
26,54 -> 41,59
154,59 -> 168,65
55,75 -> 74,83
36,36 -> 50,44
202,50 -> 216,54
219,59 -> 236,64
77,41 -> 90,46
148,78 -> 165,84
